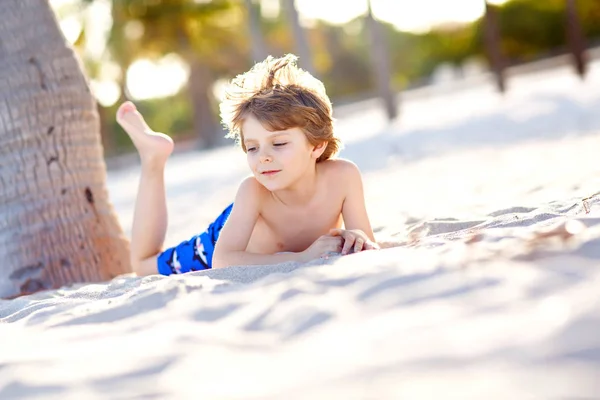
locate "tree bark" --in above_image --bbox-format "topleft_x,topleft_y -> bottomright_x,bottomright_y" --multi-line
565,0 -> 587,78
0,0 -> 131,298
365,0 -> 397,121
188,58 -> 222,148
484,1 -> 506,93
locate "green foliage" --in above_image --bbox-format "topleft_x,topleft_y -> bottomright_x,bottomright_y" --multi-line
65,0 -> 600,154
496,0 -> 566,61
313,21 -> 374,98
578,0 -> 600,39
111,0 -> 247,73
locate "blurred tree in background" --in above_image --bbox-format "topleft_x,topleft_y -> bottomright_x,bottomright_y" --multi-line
52,0 -> 600,155
111,0 -> 247,148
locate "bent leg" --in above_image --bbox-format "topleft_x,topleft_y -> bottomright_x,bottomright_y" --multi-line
130,164 -> 169,274
156,203 -> 233,275
117,101 -> 174,275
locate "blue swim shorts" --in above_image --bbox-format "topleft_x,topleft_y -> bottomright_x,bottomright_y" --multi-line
157,203 -> 233,275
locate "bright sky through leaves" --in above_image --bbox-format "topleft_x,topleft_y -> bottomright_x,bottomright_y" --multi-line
50,0 -> 509,103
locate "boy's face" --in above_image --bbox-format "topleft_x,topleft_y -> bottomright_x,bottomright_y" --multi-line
242,114 -> 319,191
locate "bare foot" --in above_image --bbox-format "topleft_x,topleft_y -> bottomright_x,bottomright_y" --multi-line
116,101 -> 174,164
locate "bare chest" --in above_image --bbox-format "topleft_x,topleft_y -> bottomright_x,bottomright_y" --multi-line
248,196 -> 343,253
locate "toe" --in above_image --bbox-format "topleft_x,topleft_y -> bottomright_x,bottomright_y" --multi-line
117,101 -> 136,119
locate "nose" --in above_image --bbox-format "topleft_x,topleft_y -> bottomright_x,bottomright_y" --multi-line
258,148 -> 272,163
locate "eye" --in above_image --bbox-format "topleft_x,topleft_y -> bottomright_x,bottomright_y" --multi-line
247,146 -> 257,152
273,142 -> 288,147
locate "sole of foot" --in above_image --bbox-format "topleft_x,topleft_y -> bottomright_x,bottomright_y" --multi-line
116,101 -> 174,163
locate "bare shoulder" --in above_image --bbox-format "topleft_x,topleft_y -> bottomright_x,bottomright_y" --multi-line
236,175 -> 269,203
318,158 -> 362,182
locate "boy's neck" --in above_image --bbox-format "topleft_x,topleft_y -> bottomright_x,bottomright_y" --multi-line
271,165 -> 319,207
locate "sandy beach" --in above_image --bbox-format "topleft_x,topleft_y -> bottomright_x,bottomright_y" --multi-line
1,56 -> 600,399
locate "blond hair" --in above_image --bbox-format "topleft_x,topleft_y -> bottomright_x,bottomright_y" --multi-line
219,54 -> 341,162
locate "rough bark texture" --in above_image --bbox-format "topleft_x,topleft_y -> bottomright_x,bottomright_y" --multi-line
0,0 -> 131,298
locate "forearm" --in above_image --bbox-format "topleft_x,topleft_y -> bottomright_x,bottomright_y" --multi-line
212,250 -> 305,269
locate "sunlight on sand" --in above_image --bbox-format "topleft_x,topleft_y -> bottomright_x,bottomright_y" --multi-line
2,55 -> 600,399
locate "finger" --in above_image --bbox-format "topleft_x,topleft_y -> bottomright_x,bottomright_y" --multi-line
321,237 -> 340,252
328,229 -> 344,237
364,241 -> 379,250
354,238 -> 365,253
341,236 -> 355,255
329,236 -> 343,244
331,237 -> 343,253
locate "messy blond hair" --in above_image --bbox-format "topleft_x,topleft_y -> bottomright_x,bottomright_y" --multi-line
219,54 -> 341,162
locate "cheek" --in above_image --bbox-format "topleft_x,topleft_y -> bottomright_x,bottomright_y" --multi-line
278,150 -> 299,167
246,153 -> 258,168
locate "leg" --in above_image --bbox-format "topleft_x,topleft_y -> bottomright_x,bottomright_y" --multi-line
116,101 -> 174,275
156,203 -> 234,275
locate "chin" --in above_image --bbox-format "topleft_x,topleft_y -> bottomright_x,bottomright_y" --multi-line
257,175 -> 289,191
259,180 -> 285,192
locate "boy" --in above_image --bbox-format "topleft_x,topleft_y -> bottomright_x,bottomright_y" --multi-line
116,54 -> 379,276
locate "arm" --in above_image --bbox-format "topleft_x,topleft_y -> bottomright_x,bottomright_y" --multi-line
212,177 -> 305,268
339,160 -> 375,241
329,160 -> 398,254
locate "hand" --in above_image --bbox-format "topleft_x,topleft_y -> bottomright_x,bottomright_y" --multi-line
301,234 -> 344,262
328,229 -> 380,255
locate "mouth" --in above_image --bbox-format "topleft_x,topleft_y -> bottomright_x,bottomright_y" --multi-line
260,170 -> 281,176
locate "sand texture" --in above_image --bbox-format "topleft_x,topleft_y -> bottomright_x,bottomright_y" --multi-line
2,57 -> 600,399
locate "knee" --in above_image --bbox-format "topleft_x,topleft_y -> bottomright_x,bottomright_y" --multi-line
130,256 -> 158,276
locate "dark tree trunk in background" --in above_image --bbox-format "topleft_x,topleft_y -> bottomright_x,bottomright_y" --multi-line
282,0 -> 316,75
97,104 -> 115,156
365,0 -> 397,121
565,0 -> 587,78
484,1 -> 506,93
189,59 -> 221,148
245,0 -> 268,63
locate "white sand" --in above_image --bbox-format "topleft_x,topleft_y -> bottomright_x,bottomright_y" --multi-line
2,57 -> 600,399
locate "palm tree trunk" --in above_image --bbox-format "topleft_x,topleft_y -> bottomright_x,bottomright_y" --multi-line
565,0 -> 587,78
0,0 -> 131,298
189,58 -> 221,148
484,1 -> 506,92
244,0 -> 268,63
282,0 -> 316,75
365,0 -> 397,121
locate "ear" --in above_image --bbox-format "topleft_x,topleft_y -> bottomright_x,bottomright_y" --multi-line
311,142 -> 328,159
